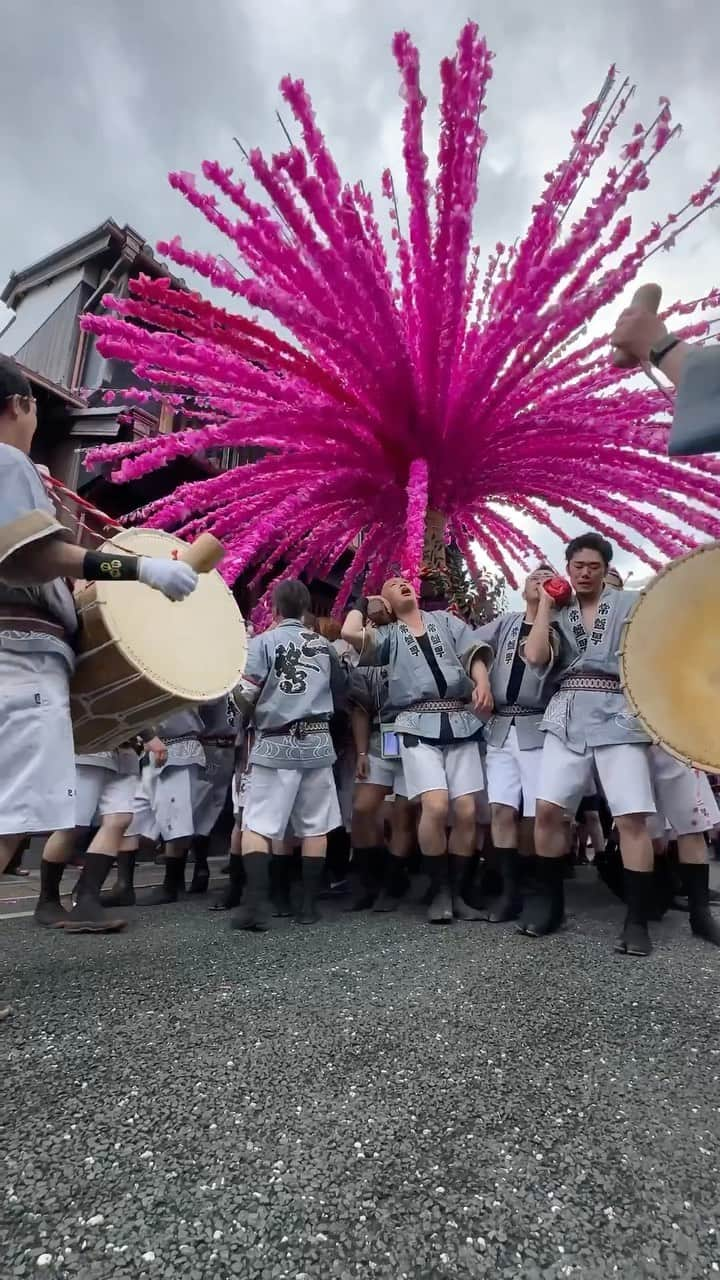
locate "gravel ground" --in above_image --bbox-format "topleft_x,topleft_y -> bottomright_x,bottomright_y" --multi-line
2,871 -> 720,1280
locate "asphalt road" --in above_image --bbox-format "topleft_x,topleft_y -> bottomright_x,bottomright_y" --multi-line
2,871 -> 720,1279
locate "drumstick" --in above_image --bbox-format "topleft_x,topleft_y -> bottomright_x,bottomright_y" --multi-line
177,533 -> 225,573
612,283 -> 662,369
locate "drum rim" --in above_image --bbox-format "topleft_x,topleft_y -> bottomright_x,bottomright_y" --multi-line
620,540 -> 720,772
89,528 -> 245,702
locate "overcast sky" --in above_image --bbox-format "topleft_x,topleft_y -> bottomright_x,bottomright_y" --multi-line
1,0 -> 718,589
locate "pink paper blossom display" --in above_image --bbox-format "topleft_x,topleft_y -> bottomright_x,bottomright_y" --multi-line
82,24 -> 720,610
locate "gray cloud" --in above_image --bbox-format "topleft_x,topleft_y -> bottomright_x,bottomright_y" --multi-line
1,0 -> 718,591
2,0 -> 718,277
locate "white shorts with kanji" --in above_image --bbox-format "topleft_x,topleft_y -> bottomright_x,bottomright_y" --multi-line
0,649 -> 76,836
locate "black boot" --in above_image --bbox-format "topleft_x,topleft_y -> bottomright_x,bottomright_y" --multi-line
101,852 -> 137,908
347,846 -> 383,911
682,863 -> 720,946
230,852 -> 270,932
269,854 -> 293,917
456,850 -> 486,911
297,856 -> 325,925
144,853 -> 187,905
449,855 -> 484,921
488,848 -> 522,923
423,854 -> 453,924
615,869 -> 654,956
187,836 -> 211,895
64,854 -> 127,933
517,856 -> 565,937
34,860 -> 69,929
595,834 -> 625,901
373,853 -> 410,912
210,852 -> 246,911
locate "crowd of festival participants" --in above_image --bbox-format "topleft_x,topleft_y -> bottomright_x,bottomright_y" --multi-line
2,324 -> 720,1028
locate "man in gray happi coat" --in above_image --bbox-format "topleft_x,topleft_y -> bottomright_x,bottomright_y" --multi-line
342,577 -> 493,925
233,579 -> 348,931
472,566 -> 559,922
524,532 -> 660,955
0,357 -> 198,1008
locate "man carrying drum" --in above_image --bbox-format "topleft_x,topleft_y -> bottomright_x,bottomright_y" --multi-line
0,355 -> 198,994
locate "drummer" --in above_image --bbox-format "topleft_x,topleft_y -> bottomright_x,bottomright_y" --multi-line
0,355 -> 199,951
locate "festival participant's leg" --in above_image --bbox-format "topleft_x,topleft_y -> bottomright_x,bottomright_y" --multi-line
401,740 -> 455,925
375,785 -> 414,912
486,729 -> 526,922
212,767 -> 247,910
521,734 -> 591,938
445,743 -> 485,921
234,765 -> 296,932
349,779 -> 390,910
144,765 -> 200,904
593,744 -> 655,956
4,838 -> 30,876
651,751 -> 720,946
65,807 -> 133,933
102,832 -> 139,908
35,827 -> 77,929
268,836 -> 294,918
291,767 -> 342,925
189,745 -> 234,894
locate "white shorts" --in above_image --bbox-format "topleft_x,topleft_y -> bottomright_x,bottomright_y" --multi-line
242,764 -> 341,841
0,649 -> 76,835
650,747 -> 718,837
485,727 -> 542,818
127,763 -> 204,843
537,735 -> 656,818
75,765 -> 137,829
192,745 -> 234,837
399,739 -> 484,802
358,752 -> 408,797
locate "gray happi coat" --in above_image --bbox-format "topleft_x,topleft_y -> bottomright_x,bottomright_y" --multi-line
155,707 -> 206,770
0,443 -> 77,671
75,747 -> 140,776
361,610 -> 491,743
234,619 -> 348,769
539,588 -> 648,752
199,695 -> 238,741
473,611 -> 558,750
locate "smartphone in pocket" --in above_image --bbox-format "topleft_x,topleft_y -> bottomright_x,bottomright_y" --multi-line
380,726 -> 401,759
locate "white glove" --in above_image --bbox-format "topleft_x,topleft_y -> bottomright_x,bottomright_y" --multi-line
138,557 -> 198,602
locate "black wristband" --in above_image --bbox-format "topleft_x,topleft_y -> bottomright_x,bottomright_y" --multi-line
649,335 -> 680,369
83,550 -> 140,582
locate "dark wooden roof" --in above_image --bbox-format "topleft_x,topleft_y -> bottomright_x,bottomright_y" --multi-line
2,220 -> 185,307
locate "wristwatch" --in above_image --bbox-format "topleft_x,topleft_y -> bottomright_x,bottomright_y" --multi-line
649,334 -> 680,369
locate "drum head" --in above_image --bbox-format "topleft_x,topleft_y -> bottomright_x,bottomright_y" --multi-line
621,542 -> 720,772
91,529 -> 246,701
